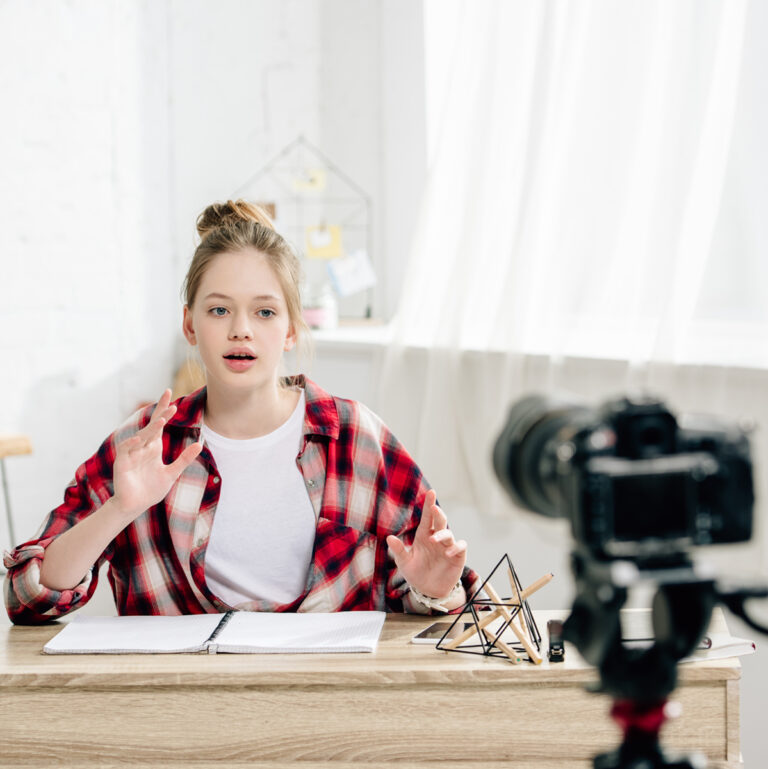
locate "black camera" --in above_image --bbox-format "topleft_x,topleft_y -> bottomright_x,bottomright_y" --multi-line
493,393 -> 754,562
492,392 -> 766,769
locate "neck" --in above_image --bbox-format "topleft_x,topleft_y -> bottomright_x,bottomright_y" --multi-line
203,379 -> 301,439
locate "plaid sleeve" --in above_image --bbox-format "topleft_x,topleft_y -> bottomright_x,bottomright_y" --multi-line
3,408 -> 150,625
356,406 -> 481,614
3,537 -> 99,625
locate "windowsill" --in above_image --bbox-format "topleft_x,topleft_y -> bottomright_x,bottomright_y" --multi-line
309,320 -> 393,351
308,319 -> 768,372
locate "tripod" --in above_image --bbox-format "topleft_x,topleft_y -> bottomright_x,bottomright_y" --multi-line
563,551 -> 717,769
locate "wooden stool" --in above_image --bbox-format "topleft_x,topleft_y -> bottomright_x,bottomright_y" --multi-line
0,434 -> 33,550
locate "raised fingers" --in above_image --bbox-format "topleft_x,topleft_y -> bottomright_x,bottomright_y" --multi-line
168,441 -> 203,478
149,390 -> 174,424
431,503 -> 448,531
429,530 -> 466,562
117,434 -> 143,457
444,539 -> 467,559
385,534 -> 408,562
136,415 -> 166,446
424,491 -> 448,532
430,528 -> 455,547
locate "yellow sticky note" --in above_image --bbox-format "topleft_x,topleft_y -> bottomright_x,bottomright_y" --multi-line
306,225 -> 344,259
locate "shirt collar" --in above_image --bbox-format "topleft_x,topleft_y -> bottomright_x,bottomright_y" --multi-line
299,375 -> 340,440
166,386 -> 206,430
165,375 -> 340,441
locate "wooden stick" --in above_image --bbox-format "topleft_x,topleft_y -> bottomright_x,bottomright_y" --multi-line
519,573 -> 554,601
482,625 -> 523,663
484,582 -> 542,664
441,607 -> 503,650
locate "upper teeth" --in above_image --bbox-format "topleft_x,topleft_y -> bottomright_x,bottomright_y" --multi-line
231,354 -> 250,358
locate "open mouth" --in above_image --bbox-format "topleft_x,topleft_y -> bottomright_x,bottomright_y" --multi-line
224,354 -> 255,360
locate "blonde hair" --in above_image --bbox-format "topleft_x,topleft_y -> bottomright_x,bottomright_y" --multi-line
183,200 -> 310,359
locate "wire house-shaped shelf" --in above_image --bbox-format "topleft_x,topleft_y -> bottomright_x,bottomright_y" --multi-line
232,136 -> 374,319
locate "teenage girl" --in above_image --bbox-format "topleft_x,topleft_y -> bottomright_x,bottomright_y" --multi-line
4,201 -> 479,623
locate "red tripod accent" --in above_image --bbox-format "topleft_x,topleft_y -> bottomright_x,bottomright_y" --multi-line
611,699 -> 669,739
595,699 -> 700,769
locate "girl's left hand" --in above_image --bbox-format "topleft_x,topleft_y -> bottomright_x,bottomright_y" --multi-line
386,489 -> 467,600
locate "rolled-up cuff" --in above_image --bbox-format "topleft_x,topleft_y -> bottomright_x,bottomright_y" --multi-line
4,538 -> 92,623
401,589 -> 433,615
407,580 -> 464,613
401,567 -> 480,615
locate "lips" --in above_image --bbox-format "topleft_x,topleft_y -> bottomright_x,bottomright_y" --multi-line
223,348 -> 256,360
223,348 -> 257,372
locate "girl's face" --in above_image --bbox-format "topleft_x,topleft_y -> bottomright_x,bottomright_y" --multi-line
182,248 -> 295,393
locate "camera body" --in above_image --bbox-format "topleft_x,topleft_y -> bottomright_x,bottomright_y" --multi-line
493,394 -> 754,561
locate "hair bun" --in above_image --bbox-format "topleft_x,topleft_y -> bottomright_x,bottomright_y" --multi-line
196,199 -> 275,240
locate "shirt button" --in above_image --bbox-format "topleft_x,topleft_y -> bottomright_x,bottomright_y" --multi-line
213,476 -> 220,484
196,538 -> 205,548
307,479 -> 316,487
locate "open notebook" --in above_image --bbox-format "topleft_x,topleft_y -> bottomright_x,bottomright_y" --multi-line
43,611 -> 386,655
619,608 -> 756,663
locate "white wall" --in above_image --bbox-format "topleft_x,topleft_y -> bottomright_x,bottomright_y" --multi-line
0,1 -> 177,554
0,0 -> 424,557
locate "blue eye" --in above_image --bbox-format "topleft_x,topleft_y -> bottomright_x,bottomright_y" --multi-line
257,309 -> 275,319
210,307 -> 228,317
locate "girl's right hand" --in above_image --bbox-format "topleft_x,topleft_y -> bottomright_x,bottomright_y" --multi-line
112,389 -> 203,520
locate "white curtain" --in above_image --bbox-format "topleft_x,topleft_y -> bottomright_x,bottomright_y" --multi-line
377,0 -> 767,570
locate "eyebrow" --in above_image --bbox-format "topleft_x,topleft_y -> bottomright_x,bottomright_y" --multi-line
203,292 -> 282,303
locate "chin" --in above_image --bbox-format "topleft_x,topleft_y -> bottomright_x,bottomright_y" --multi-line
221,371 -> 278,389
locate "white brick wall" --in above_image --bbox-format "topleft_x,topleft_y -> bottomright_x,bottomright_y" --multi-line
0,0 -> 340,554
0,1 -> 172,555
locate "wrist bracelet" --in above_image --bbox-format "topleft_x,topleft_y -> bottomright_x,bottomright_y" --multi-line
408,580 -> 464,613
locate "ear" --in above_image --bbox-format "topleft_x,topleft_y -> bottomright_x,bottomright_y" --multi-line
284,324 -> 296,352
182,306 -> 197,345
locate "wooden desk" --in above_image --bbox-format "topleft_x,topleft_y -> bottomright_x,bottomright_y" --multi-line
0,611 -> 741,768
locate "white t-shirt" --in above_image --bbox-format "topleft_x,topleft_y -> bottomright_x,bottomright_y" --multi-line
201,391 -> 316,608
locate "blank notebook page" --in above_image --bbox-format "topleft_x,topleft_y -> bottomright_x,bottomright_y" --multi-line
43,614 -> 224,654
214,611 -> 386,653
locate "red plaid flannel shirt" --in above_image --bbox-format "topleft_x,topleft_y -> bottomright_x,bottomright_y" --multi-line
4,377 -> 480,624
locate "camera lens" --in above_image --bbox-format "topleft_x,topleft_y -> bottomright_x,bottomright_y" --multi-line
493,395 -> 591,518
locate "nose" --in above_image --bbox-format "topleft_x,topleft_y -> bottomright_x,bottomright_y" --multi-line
228,312 -> 253,340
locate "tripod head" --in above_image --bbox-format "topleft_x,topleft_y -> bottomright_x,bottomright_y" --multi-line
564,553 -> 716,703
